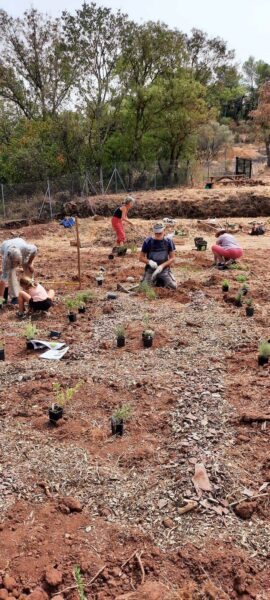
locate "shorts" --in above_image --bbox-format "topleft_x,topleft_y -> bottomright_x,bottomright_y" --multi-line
29,298 -> 52,312
212,245 -> 243,260
112,216 -> 126,244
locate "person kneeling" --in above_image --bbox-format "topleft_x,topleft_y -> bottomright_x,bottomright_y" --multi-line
18,276 -> 55,317
139,223 -> 176,289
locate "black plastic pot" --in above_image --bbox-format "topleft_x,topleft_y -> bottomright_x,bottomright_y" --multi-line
117,247 -> 127,256
78,306 -> 86,314
197,243 -> 207,251
26,340 -> 34,350
258,355 -> 268,366
246,307 -> 254,317
49,404 -> 63,423
97,279 -> 103,286
235,299 -> 242,307
0,349 -> 5,361
222,285 -> 229,292
117,336 -> 125,348
4,287 -> 8,302
49,330 -> 61,339
241,287 -> 248,296
108,254 -> 114,260
111,417 -> 124,436
142,334 -> 153,348
68,312 -> 77,322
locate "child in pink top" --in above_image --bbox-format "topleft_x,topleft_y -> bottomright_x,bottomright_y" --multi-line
18,275 -> 55,315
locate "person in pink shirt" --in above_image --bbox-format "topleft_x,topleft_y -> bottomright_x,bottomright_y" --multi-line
18,275 -> 55,316
212,230 -> 243,266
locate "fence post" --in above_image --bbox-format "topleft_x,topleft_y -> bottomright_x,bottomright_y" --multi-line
154,162 -> 157,190
1,184 -> 6,218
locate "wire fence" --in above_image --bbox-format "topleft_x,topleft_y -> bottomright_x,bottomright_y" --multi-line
0,156 -> 267,222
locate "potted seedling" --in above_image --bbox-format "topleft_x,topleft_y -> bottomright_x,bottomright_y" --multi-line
115,324 -> 126,348
0,298 -> 4,311
194,237 -> 207,251
116,245 -> 127,256
221,279 -> 229,292
258,340 -> 270,366
236,274 -> 247,284
49,381 -> 81,423
49,330 -> 61,339
235,291 -> 243,307
96,274 -> 103,287
241,283 -> 248,296
111,404 -> 132,436
25,323 -> 38,349
142,315 -> 155,347
246,298 -> 254,317
0,338 -> 5,361
65,297 -> 78,322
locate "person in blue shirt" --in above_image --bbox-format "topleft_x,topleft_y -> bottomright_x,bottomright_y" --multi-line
139,223 -> 176,289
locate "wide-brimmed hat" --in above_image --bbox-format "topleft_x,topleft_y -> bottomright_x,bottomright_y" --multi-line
153,222 -> 165,233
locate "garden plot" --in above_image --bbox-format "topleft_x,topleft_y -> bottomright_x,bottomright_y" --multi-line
0,217 -> 269,600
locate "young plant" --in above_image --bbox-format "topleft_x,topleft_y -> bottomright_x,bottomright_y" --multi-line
129,241 -> 138,254
0,338 -> 4,350
115,324 -> 125,338
246,298 -> 253,307
64,297 -> 79,312
143,329 -> 155,338
112,404 -> 132,424
143,312 -> 150,329
258,340 -> 270,358
236,274 -> 247,283
76,290 -> 94,305
52,381 -> 81,408
0,298 -> 4,308
24,323 -> 38,340
73,566 -> 87,600
222,279 -> 229,290
235,291 -> 243,302
139,282 -> 157,300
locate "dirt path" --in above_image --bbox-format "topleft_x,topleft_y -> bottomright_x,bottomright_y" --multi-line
0,219 -> 269,599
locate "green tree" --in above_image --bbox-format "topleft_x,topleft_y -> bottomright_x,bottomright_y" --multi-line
250,81 -> 270,167
0,9 -> 75,119
197,120 -> 234,175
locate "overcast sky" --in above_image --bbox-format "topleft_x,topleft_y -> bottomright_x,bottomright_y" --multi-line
1,0 -> 270,65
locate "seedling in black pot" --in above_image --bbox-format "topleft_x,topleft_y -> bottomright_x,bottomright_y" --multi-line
49,330 -> 61,339
115,324 -> 126,348
96,276 -> 103,287
221,279 -> 229,292
258,340 -> 270,366
234,291 -> 243,307
0,298 -> 4,311
24,323 -> 38,349
0,338 -> 5,361
142,329 -> 154,348
49,381 -> 81,423
111,404 -> 132,436
65,297 -> 78,322
246,298 -> 254,317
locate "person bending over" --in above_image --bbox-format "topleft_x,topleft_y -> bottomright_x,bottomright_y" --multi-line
0,237 -> 37,303
212,230 -> 243,266
18,275 -> 55,316
111,196 -> 136,247
139,222 -> 176,289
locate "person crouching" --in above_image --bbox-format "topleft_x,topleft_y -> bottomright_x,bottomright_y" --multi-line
18,276 -> 55,316
139,222 -> 177,289
212,230 -> 243,266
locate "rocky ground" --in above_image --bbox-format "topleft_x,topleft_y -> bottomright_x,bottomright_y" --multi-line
0,216 -> 269,600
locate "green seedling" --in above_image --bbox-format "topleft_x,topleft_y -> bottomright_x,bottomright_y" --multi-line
129,242 -> 138,254
65,297 -> 79,312
235,291 -> 243,302
236,274 -> 247,283
112,404 -> 132,424
52,381 -> 82,408
76,290 -> 94,305
24,323 -> 38,340
246,298 -> 253,307
228,262 -> 249,271
115,324 -> 125,338
139,282 -> 157,300
258,340 -> 270,358
0,298 -> 4,307
0,339 -> 4,350
73,566 -> 87,600
221,279 -> 229,290
143,329 -> 155,338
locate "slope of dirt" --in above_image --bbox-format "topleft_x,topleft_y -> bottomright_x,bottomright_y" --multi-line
0,218 -> 269,600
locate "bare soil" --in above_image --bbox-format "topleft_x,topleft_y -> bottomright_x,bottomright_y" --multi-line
0,215 -> 269,600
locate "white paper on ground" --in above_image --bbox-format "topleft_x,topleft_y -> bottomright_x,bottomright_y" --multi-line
40,346 -> 69,360
29,339 -> 65,351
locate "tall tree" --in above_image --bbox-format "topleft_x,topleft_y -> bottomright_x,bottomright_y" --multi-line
0,9 -> 75,119
250,81 -> 270,166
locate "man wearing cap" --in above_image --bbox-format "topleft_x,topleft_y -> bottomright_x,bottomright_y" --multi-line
139,223 -> 176,289
0,237 -> 37,303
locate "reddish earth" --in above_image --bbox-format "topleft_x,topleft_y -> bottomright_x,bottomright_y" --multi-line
0,216 -> 269,599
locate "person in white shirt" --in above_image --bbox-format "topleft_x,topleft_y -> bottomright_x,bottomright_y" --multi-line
212,230 -> 243,266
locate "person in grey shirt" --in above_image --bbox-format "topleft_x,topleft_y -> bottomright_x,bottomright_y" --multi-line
0,238 -> 37,302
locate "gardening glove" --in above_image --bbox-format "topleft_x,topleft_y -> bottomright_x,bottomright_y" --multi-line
148,259 -> 158,270
151,264 -> 163,281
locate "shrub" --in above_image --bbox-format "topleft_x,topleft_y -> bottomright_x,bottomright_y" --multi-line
24,323 -> 38,340
112,404 -> 132,424
52,381 -> 81,407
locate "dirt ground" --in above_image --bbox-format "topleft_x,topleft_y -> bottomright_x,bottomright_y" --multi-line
0,215 -> 270,600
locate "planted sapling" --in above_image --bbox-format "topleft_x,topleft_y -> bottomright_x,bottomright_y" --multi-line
115,324 -> 126,347
258,340 -> 270,366
111,404 -> 132,436
235,291 -> 243,307
246,298 -> 254,317
236,274 -> 247,283
49,381 -> 81,422
221,279 -> 229,292
73,566 -> 87,600
0,336 -> 5,361
65,297 -> 78,322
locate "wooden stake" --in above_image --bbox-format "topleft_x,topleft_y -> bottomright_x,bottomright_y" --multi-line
75,215 -> 81,289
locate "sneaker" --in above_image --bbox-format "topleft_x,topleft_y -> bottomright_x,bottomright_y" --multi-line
16,311 -> 27,319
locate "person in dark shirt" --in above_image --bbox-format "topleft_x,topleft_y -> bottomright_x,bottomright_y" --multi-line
139,223 -> 176,289
111,196 -> 136,246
